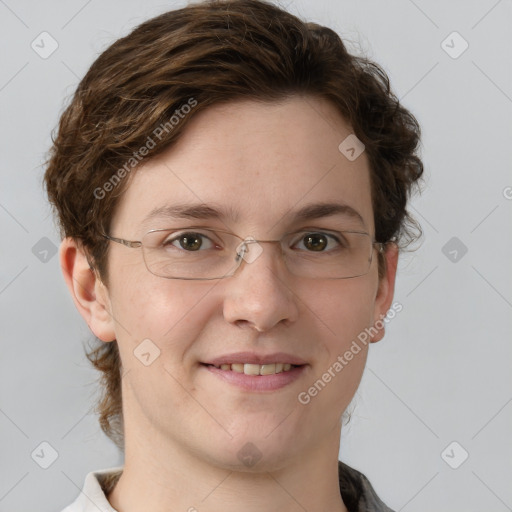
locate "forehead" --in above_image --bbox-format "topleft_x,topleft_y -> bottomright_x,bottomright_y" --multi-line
111,96 -> 374,235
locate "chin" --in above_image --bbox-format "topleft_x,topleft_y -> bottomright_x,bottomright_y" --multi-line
209,446 -> 292,473
199,428 -> 302,474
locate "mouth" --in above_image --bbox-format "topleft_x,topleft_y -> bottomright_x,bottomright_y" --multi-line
201,362 -> 301,376
200,352 -> 309,391
200,353 -> 308,391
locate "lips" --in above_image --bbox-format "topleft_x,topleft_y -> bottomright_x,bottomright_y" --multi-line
205,362 -> 297,376
200,352 -> 308,391
202,363 -> 307,391
204,351 -> 308,367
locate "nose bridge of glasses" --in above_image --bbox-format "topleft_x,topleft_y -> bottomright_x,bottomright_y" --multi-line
232,235 -> 302,277
244,238 -> 283,246
234,236 -> 285,258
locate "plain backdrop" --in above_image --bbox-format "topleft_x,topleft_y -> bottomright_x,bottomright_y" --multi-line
0,1 -> 511,511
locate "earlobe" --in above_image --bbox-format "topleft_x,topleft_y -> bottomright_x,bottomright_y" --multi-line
59,237 -> 116,342
370,242 -> 399,343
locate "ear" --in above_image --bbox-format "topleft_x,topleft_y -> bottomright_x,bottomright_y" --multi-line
370,242 -> 399,343
59,237 -> 116,342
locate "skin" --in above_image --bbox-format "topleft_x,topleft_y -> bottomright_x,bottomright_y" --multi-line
61,95 -> 398,512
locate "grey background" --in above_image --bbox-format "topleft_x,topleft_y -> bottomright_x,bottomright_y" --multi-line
1,0 -> 511,510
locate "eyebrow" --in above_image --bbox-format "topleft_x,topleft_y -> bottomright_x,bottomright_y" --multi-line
140,201 -> 366,229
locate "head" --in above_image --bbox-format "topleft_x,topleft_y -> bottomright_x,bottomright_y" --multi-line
45,0 -> 422,467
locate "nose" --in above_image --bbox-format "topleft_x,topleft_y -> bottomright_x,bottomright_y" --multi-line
222,241 -> 300,332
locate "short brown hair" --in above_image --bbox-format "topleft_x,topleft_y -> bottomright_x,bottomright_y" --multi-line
44,0 -> 423,451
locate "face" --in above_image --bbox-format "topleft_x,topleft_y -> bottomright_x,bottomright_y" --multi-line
83,95 -> 397,471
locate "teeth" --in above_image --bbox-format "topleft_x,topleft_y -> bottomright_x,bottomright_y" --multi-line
244,363 -> 261,375
260,364 -> 276,376
212,362 -> 297,375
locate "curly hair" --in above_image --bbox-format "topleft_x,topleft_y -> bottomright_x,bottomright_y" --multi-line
44,0 -> 423,452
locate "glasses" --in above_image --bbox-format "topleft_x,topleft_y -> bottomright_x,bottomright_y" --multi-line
101,226 -> 385,280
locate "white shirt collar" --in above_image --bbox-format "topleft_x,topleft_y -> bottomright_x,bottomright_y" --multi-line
61,467 -> 123,512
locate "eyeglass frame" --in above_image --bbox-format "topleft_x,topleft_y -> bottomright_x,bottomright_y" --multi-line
99,227 -> 388,281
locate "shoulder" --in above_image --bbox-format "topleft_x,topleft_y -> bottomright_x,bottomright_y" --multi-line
338,461 -> 395,512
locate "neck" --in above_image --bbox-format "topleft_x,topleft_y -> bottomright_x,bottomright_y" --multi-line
107,422 -> 348,512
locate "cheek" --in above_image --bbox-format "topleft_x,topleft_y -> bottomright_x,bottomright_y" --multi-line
109,277 -> 220,432
283,279 -> 376,418
312,278 -> 376,355
110,270 -> 218,361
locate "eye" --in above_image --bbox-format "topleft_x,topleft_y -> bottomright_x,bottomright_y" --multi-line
164,231 -> 216,251
293,231 -> 346,252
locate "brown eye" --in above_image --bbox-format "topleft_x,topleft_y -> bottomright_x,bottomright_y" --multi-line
163,232 -> 215,251
303,233 -> 328,251
292,231 -> 347,253
179,234 -> 203,251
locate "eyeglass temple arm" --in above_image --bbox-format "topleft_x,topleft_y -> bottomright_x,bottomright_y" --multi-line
101,233 -> 142,248
375,239 -> 396,253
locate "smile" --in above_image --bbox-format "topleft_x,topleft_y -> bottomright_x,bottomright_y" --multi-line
206,362 -> 297,375
201,362 -> 307,391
